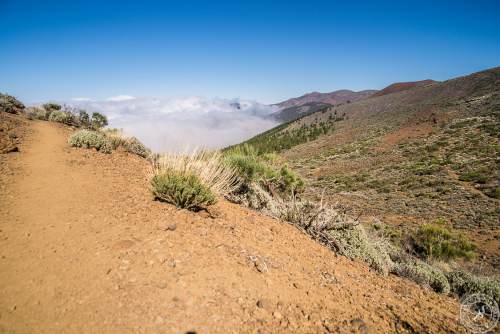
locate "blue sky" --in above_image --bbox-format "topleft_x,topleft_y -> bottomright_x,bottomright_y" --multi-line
1,0 -> 499,104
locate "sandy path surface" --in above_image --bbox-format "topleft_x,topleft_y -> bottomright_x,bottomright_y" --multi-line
0,120 -> 468,333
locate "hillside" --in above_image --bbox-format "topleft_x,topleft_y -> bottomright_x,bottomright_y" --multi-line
0,114 -> 471,333
372,80 -> 438,97
273,89 -> 376,121
236,67 -> 500,272
275,89 -> 376,109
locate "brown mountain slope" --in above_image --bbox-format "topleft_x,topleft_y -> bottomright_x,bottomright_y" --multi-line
260,66 -> 500,271
0,117 -> 468,333
372,79 -> 437,97
273,90 -> 376,122
275,89 -> 376,109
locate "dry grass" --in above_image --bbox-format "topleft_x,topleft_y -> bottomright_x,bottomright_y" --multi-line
151,149 -> 241,197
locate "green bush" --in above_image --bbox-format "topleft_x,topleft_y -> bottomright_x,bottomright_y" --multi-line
68,130 -> 112,153
78,110 -> 90,128
459,169 -> 489,184
279,165 -> 305,195
25,107 -> 47,120
223,145 -> 304,197
411,219 -> 476,261
224,151 -> 276,184
151,171 -> 216,210
42,103 -> 62,111
0,93 -> 25,114
91,112 -> 108,130
447,270 -> 500,305
392,260 -> 450,293
48,111 -> 73,125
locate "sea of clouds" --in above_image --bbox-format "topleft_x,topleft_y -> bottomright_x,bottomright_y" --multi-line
67,96 -> 279,153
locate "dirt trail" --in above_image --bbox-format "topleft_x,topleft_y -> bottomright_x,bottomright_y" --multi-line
0,120 -> 468,333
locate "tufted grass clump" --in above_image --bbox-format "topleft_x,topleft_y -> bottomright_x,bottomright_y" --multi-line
151,172 -> 216,210
224,149 -> 276,184
223,144 -> 305,197
68,130 -> 112,154
151,150 -> 240,210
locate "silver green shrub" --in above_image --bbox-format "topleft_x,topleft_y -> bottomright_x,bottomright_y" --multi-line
392,259 -> 450,293
68,130 -> 112,154
446,270 -> 499,304
327,224 -> 394,275
48,111 -> 73,124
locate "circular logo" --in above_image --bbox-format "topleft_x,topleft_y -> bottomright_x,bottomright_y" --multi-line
460,293 -> 499,333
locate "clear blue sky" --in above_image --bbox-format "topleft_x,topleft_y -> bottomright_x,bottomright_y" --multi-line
1,0 -> 499,104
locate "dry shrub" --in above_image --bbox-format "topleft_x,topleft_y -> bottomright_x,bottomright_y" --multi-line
102,129 -> 151,158
232,184 -> 394,275
25,107 -> 47,120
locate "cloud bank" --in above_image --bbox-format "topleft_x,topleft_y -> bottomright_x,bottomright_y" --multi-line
68,96 -> 279,153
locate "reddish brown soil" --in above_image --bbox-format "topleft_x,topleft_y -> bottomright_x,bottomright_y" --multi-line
375,123 -> 436,152
0,112 -> 31,154
372,80 -> 437,98
0,120 -> 469,333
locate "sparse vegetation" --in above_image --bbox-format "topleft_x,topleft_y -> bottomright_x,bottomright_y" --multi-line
229,115 -> 339,154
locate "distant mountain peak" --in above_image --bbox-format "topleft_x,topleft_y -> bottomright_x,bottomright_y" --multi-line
276,89 -> 375,109
273,89 -> 376,122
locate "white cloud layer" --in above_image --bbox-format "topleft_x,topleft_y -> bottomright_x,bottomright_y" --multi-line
68,96 -> 279,153
106,95 -> 136,102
